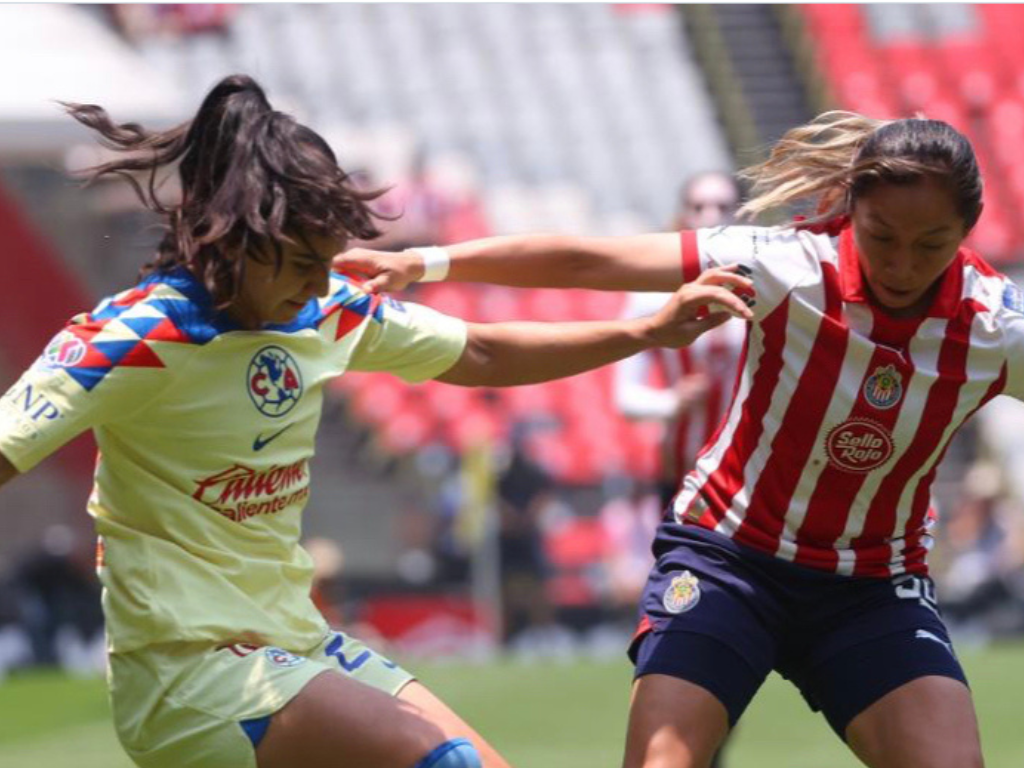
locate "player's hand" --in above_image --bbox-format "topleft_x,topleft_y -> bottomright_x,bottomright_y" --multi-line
692,263 -> 755,299
331,248 -> 424,293
641,267 -> 754,349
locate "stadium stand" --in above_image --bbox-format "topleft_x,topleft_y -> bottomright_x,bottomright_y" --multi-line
800,3 -> 1023,261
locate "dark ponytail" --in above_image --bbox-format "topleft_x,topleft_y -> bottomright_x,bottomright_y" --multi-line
64,74 -> 385,308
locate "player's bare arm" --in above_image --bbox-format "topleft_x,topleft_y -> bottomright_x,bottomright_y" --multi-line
436,277 -> 753,387
333,233 -> 694,294
0,452 -> 17,489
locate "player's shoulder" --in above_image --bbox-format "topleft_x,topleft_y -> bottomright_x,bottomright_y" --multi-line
86,267 -> 233,346
29,270 -> 221,392
959,249 -> 1024,322
702,221 -> 837,263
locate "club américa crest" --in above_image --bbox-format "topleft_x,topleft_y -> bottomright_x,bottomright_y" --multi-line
864,364 -> 903,410
248,346 -> 303,417
663,570 -> 702,614
265,647 -> 306,667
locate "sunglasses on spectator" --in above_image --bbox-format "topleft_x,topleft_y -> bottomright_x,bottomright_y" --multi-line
686,200 -> 738,213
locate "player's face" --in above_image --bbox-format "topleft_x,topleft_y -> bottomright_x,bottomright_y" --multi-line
679,175 -> 740,229
851,175 -> 968,318
233,234 -> 338,327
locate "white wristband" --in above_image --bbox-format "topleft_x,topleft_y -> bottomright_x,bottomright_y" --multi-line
410,246 -> 451,282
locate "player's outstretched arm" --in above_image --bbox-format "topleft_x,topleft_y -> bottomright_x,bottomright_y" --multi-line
333,233 -> 684,294
0,452 -> 18,489
436,270 -> 753,387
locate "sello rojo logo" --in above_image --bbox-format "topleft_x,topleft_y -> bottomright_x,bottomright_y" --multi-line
825,418 -> 894,473
248,346 -> 303,417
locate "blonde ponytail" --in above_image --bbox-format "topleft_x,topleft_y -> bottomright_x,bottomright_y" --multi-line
737,111 -> 892,225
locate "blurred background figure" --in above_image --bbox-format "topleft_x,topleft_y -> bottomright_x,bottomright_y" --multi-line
494,435 -> 570,656
615,171 -> 744,509
11,525 -> 104,673
598,477 -> 663,618
937,462 -> 1024,640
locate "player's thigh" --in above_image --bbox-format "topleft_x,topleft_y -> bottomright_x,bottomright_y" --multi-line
623,673 -> 730,768
257,672 -> 497,768
845,675 -> 983,768
782,575 -> 972,743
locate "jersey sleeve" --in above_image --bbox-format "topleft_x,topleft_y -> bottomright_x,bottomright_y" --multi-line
0,318 -> 171,472
680,225 -> 819,321
347,294 -> 469,383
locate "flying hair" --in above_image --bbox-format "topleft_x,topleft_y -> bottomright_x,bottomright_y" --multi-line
62,74 -> 386,309
738,110 -> 983,232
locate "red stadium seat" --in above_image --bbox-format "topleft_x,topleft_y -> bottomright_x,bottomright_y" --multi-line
442,402 -> 505,452
802,4 -> 865,39
938,37 -> 1004,112
378,407 -> 436,454
524,289 -> 578,323
885,43 -> 945,113
347,373 -> 410,425
473,285 -> 526,323
978,5 -> 1024,73
420,380 -> 477,421
500,382 -> 557,420
415,284 -> 475,320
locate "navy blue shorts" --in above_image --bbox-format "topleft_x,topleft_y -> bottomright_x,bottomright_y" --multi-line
629,522 -> 967,738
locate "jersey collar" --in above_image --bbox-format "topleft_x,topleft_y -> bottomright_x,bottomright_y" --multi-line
837,225 -> 964,320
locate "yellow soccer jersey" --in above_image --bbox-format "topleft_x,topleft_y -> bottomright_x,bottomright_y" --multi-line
0,268 -> 467,653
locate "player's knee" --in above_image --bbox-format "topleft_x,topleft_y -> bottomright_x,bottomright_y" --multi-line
413,737 -> 482,768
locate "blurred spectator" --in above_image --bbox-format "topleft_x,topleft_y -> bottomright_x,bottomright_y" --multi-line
353,153 -> 490,252
109,4 -> 235,43
615,171 -> 744,508
938,462 -> 1024,639
12,524 -> 104,672
495,436 -> 563,650
599,479 -> 663,613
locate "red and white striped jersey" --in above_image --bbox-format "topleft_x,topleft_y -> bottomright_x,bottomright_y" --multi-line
615,292 -> 745,483
673,223 -> 1024,578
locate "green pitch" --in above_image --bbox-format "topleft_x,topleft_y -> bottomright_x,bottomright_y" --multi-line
0,642 -> 1022,767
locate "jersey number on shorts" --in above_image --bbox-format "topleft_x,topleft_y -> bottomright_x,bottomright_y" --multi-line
893,575 -> 939,617
325,633 -> 370,671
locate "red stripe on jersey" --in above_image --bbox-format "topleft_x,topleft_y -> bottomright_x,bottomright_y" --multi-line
681,230 -> 700,284
695,301 -> 789,529
734,262 -> 847,553
793,347 -> 916,570
850,299 -> 985,576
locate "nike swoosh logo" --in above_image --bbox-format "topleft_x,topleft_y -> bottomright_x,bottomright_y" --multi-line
253,423 -> 296,451
915,629 -> 954,655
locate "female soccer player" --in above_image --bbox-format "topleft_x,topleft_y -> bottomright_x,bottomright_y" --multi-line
0,75 -> 752,768
336,112 -> 1005,768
